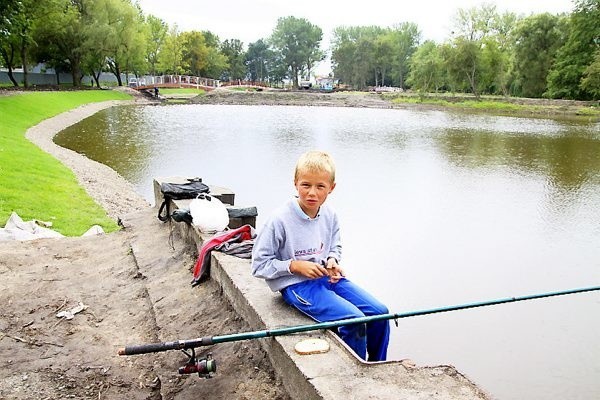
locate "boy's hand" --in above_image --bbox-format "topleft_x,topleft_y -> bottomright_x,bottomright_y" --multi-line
290,260 -> 329,279
325,258 -> 345,284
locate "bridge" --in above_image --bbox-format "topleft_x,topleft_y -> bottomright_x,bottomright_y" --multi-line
130,74 -> 219,91
130,75 -> 268,92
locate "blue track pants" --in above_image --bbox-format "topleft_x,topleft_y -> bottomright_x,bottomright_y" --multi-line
281,277 -> 390,361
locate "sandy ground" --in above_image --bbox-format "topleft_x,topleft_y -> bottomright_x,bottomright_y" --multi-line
0,208 -> 290,400
1,88 -> 290,400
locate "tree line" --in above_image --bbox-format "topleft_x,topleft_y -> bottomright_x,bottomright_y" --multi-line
1,0 -> 598,100
331,1 -> 599,100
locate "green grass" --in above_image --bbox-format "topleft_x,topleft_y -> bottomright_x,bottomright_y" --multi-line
390,94 -> 543,113
389,95 -> 453,106
159,88 -> 206,95
386,92 -> 600,121
576,106 -> 600,116
228,86 -> 260,92
456,100 -> 521,111
0,90 -> 132,236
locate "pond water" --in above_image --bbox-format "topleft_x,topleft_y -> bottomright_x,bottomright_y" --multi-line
55,104 -> 600,400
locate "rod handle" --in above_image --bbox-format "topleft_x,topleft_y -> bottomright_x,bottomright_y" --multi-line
118,337 -> 214,355
119,341 -> 183,355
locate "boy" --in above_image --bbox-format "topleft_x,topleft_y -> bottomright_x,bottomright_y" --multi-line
251,150 -> 390,361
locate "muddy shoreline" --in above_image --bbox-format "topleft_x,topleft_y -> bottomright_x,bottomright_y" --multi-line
189,88 -> 598,120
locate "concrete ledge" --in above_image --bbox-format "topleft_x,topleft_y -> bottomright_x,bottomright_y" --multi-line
153,177 -> 491,400
213,253 -> 491,400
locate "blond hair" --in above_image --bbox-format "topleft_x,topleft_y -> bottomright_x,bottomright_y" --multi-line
294,151 -> 336,183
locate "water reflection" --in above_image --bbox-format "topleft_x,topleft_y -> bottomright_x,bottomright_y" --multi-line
55,104 -> 600,400
55,107 -> 153,183
438,128 -> 600,190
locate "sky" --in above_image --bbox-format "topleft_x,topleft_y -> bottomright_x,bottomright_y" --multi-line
136,0 -> 575,74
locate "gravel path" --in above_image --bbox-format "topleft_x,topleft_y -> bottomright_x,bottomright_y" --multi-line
25,97 -> 151,220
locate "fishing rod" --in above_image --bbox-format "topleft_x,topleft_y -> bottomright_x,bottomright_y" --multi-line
118,285 -> 600,377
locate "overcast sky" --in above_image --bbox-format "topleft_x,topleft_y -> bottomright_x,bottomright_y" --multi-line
137,0 -> 575,74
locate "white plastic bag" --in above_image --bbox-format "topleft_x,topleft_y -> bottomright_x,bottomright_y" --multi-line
0,212 -> 64,241
189,194 -> 229,233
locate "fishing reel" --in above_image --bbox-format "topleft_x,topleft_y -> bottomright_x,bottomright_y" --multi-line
178,349 -> 217,378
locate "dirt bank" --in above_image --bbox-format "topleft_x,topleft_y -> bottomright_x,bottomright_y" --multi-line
190,88 -> 394,109
0,208 -> 289,400
190,88 -> 599,119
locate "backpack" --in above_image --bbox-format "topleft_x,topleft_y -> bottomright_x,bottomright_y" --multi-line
157,178 -> 210,222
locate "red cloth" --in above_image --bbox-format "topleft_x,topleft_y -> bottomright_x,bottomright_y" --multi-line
192,224 -> 254,284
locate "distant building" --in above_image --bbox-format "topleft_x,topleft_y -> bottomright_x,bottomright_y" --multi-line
315,76 -> 336,91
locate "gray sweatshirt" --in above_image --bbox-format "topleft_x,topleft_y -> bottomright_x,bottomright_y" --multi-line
251,197 -> 342,292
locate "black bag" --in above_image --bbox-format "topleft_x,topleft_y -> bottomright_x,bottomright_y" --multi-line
158,178 -> 210,222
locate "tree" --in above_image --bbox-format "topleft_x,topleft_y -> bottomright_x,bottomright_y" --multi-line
373,31 -> 394,86
444,38 -> 483,97
407,40 -> 444,93
202,30 -> 220,48
81,0 -> 117,88
180,31 -> 209,76
486,11 -> 518,95
270,16 -> 323,89
267,50 -> 289,86
302,33 -> 325,82
445,4 -> 516,97
201,46 -> 228,79
330,26 -> 382,89
330,26 -> 358,86
33,0 -> 88,87
546,0 -> 600,99
146,15 -> 167,76
479,37 -> 509,95
353,31 -> 377,89
389,22 -> 420,89
158,24 -> 183,75
220,39 -> 246,81
580,49 -> 600,99
511,13 -> 565,97
15,0 -> 38,87
245,39 -> 273,82
125,3 -> 149,78
0,0 -> 22,86
104,0 -> 148,86
192,31 -> 229,79
3,0 -> 57,87
452,3 -> 497,42
0,0 -> 18,33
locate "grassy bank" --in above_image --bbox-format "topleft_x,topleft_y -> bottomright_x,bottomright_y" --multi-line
0,90 -> 132,236
385,92 -> 600,119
